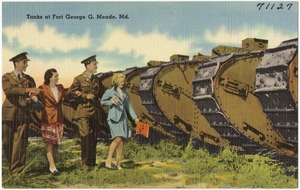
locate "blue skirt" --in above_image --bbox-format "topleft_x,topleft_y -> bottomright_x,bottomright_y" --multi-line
108,113 -> 132,139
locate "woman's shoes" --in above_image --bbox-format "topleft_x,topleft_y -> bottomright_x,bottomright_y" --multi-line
105,160 -> 115,170
49,168 -> 59,176
104,160 -> 123,170
115,164 -> 123,170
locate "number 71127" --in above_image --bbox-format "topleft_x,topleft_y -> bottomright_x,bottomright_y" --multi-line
257,3 -> 293,10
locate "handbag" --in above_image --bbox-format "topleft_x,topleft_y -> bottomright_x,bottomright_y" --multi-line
135,121 -> 149,138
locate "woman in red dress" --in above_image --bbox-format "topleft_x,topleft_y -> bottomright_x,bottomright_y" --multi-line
39,68 -> 66,175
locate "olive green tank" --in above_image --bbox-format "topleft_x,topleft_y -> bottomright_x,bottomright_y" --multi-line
124,66 -> 177,142
192,39 -> 297,158
138,55 -> 239,150
254,38 -> 298,151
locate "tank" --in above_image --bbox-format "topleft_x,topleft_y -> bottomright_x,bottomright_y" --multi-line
139,61 -> 193,146
61,99 -> 80,137
124,66 -> 177,143
28,110 -> 43,137
212,38 -> 268,57
254,38 -> 298,150
192,40 -> 297,157
141,55 -> 243,150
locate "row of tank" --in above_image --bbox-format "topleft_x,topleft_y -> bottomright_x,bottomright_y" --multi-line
30,38 -> 298,159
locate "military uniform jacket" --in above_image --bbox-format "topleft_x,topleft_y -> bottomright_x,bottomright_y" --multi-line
67,71 -> 100,118
2,71 -> 36,122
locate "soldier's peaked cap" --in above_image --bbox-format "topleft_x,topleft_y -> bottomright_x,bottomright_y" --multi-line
9,52 -> 30,62
81,55 -> 98,65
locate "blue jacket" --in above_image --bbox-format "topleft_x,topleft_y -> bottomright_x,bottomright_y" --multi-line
100,88 -> 137,122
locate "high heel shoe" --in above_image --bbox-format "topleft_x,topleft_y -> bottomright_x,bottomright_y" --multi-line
49,168 -> 59,175
115,164 -> 123,170
105,160 -> 115,170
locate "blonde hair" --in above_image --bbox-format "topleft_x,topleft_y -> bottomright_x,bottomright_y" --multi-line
112,73 -> 125,87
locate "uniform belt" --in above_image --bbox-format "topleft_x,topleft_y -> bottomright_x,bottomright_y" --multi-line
79,99 -> 94,104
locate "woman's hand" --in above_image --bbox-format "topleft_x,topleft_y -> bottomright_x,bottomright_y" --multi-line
86,93 -> 95,100
111,96 -> 119,105
134,118 -> 140,124
31,95 -> 38,102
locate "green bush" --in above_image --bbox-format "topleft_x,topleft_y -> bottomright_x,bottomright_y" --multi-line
181,138 -> 196,160
184,157 -> 218,175
234,154 -> 297,188
122,139 -> 159,161
218,148 -> 245,172
156,139 -> 182,159
181,138 -> 211,161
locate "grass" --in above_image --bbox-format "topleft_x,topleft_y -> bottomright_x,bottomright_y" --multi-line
2,137 -> 298,188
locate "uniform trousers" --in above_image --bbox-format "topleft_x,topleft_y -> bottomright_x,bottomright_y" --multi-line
2,121 -> 28,173
77,117 -> 98,166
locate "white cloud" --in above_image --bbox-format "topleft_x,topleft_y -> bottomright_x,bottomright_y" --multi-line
3,21 -> 91,53
97,25 -> 198,63
204,24 -> 297,48
100,59 -> 127,73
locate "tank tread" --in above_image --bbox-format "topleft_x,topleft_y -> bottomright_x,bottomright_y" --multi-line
139,63 -> 191,143
193,52 -> 267,153
124,67 -> 181,142
255,40 -> 298,147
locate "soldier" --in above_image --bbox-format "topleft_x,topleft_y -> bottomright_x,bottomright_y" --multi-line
66,55 -> 101,170
2,52 -> 41,173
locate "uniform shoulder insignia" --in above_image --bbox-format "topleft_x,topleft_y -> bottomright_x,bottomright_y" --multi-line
75,75 -> 82,80
23,73 -> 32,79
2,72 -> 13,78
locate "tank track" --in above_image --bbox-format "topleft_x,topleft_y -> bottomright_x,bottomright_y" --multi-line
255,39 -> 298,149
146,59 -> 241,151
139,62 -> 191,145
124,67 -> 177,143
192,53 -> 268,154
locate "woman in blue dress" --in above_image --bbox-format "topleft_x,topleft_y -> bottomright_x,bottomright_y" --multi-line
101,73 -> 139,169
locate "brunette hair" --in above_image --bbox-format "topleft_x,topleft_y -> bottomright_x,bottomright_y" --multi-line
44,68 -> 57,85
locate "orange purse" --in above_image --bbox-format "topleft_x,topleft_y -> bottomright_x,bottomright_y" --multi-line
135,121 -> 149,138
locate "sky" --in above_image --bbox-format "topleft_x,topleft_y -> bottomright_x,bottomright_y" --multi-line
2,1 -> 298,88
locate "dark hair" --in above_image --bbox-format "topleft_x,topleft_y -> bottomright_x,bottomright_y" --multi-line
84,63 -> 89,68
44,68 -> 57,85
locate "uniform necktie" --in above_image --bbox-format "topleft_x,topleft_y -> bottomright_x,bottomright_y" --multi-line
18,74 -> 22,80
